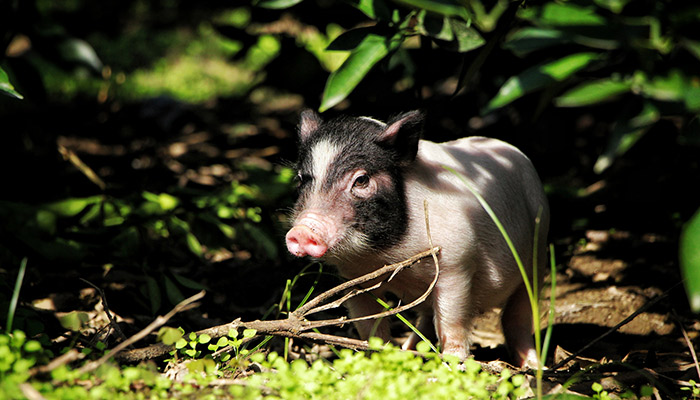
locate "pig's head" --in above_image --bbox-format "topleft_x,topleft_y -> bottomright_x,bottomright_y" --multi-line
285,109 -> 424,263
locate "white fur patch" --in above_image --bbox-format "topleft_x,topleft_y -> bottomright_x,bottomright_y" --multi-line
310,139 -> 341,192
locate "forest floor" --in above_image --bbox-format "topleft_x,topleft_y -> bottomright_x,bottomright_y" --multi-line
4,90 -> 699,398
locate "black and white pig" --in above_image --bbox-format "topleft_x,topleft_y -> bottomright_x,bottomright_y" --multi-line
285,110 -> 549,367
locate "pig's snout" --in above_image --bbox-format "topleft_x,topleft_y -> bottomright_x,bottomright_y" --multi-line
286,225 -> 328,258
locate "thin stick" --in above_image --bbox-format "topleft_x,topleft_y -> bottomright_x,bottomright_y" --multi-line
294,247 -> 439,317
301,247 -> 440,330
672,309 -> 700,381
76,290 -> 205,375
80,278 -> 129,344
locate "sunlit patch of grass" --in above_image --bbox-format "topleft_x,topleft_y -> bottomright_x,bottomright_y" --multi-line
121,56 -> 259,102
39,7 -> 276,103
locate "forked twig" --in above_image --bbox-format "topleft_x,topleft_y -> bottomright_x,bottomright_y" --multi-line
113,247 -> 440,363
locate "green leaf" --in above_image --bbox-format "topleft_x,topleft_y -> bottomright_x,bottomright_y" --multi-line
254,0 -> 303,9
170,216 -> 203,256
485,52 -> 599,112
143,276 -> 162,314
424,16 -> 484,53
504,27 -> 569,56
351,0 -> 392,20
419,13 -> 454,41
682,39 -> 700,61
680,208 -> 700,313
392,0 -> 469,20
320,32 -> 402,111
639,70 -> 686,102
44,196 -> 102,217
593,0 -> 631,13
157,327 -> 184,345
327,26 -> 382,51
593,101 -> 659,174
58,311 -> 90,331
0,67 -> 23,99
171,272 -> 206,291
636,70 -> 700,112
198,334 -> 212,344
555,78 -> 632,107
163,275 -> 185,305
175,338 -> 188,349
539,3 -> 606,26
142,192 -> 179,214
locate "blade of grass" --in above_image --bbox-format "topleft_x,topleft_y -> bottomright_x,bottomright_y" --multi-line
541,243 -> 556,366
7,258 -> 28,333
374,297 -> 440,354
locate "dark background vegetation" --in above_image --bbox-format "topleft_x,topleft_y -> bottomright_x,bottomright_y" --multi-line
1,0 -> 699,396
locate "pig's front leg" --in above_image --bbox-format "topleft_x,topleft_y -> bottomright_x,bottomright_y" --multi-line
432,270 -> 475,360
346,294 -> 392,342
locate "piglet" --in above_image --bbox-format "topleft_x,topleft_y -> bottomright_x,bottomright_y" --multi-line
285,110 -> 549,367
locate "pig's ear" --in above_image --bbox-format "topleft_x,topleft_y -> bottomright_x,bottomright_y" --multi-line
299,109 -> 322,142
377,110 -> 424,163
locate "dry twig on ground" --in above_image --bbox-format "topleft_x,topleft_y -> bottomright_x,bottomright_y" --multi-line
113,247 -> 440,364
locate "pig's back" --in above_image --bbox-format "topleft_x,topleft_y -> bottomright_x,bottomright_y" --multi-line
385,137 -> 548,308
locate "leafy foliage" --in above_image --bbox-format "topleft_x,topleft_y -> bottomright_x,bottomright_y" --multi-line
1,330 -> 529,400
256,0 -> 699,173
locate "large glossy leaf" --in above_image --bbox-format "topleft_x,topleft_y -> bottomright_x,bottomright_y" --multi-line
0,67 -> 23,99
392,0 -> 469,20
593,101 -> 659,173
555,78 -> 632,107
320,32 -> 402,112
680,208 -> 700,313
484,52 -> 599,112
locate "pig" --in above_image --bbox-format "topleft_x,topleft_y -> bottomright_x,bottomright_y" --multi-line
285,109 -> 549,367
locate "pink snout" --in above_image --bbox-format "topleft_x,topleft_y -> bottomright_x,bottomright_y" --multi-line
286,225 -> 328,258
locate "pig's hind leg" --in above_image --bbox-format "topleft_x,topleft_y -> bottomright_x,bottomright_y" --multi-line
401,313 -> 436,351
501,283 -> 538,368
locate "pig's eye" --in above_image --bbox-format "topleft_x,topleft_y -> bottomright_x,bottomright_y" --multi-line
296,173 -> 312,187
353,174 -> 370,188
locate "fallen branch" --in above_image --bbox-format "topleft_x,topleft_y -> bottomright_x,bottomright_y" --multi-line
115,247 -> 440,363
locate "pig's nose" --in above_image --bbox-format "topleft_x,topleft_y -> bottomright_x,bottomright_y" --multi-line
286,225 -> 328,258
